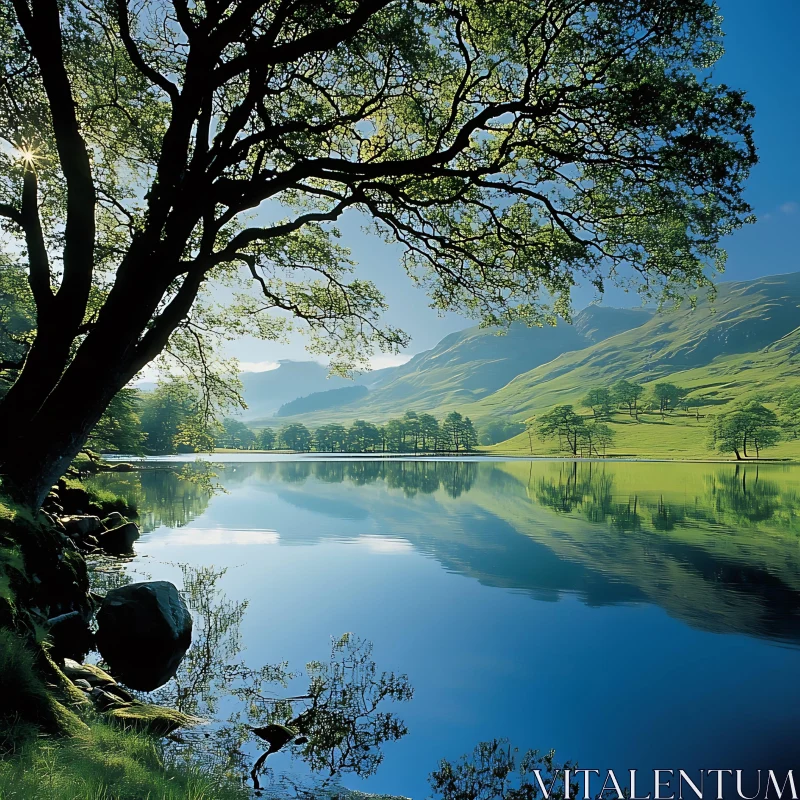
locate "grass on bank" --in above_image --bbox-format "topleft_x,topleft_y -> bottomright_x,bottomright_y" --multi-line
0,722 -> 249,800
61,478 -> 138,518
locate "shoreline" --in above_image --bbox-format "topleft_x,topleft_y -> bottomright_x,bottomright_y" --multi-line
102,450 -> 800,465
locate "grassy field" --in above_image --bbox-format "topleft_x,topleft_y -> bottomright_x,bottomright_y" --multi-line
486,408 -> 800,461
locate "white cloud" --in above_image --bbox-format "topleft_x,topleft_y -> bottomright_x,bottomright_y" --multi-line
239,360 -> 281,373
369,353 -> 413,370
779,202 -> 798,215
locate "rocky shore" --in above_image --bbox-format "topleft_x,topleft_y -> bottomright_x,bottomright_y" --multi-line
1,478 -> 197,743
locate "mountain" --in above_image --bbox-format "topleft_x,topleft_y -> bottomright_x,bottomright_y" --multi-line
276,384 -> 369,417
360,305 -> 655,411
466,271 -> 800,423
243,271 -> 800,430
257,305 -> 654,424
239,361 -> 354,420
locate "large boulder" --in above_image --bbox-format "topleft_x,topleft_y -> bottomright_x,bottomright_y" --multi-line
98,522 -> 140,555
95,581 -> 192,691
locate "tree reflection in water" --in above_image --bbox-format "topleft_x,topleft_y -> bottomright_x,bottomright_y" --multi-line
266,460 -> 478,498
429,740 -> 578,800
529,461 -> 788,534
144,564 -> 413,798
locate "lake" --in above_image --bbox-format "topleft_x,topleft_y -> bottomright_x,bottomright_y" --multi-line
88,457 -> 800,798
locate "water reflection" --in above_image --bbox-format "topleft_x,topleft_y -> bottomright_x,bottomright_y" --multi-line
134,564 -> 412,798
89,469 -> 211,532
88,460 -> 800,645
235,460 -> 479,498
529,460 -> 789,533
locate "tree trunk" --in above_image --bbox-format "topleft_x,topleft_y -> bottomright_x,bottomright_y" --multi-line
0,258 -> 177,507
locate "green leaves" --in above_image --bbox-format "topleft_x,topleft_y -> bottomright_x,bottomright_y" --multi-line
0,0 -> 759,489
708,401 -> 781,459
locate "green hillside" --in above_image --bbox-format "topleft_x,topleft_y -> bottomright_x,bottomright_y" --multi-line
258,304 -> 653,426
470,272 -> 800,419
473,273 -> 800,458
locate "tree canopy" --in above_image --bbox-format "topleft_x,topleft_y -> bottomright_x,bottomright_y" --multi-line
0,0 -> 756,506
652,382 -> 685,415
708,402 -> 780,460
611,379 -> 644,417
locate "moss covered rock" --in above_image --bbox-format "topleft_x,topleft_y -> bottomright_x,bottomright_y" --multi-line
103,703 -> 201,737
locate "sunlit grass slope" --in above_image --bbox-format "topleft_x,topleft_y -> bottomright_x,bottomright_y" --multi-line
468,272 -> 800,426
467,273 -> 800,458
485,410 -> 800,460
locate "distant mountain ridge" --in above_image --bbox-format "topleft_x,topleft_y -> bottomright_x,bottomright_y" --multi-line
276,384 -> 369,417
241,272 -> 800,428
463,271 -> 800,422
239,361 -> 354,419
245,304 -> 654,425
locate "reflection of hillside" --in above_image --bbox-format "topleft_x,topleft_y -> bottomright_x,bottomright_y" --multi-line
488,461 -> 800,644
97,460 -> 800,645
528,461 -> 790,533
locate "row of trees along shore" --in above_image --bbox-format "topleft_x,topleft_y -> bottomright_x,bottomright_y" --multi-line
81,377 -> 798,461
81,384 -> 478,455
217,411 -> 479,454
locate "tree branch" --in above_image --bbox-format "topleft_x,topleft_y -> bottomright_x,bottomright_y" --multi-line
20,169 -> 55,315
12,0 -> 96,325
114,0 -> 180,103
129,269 -> 207,374
0,357 -> 25,372
212,0 -> 393,85
0,203 -> 23,227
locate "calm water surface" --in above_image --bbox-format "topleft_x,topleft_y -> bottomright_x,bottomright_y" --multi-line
91,458 -> 800,797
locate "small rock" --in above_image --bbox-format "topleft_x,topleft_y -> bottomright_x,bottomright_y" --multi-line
99,522 -> 140,555
62,659 -> 117,688
84,535 -> 99,547
73,678 -> 92,691
102,511 -> 125,528
60,485 -> 91,515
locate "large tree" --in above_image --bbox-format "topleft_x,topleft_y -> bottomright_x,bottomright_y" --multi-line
708,402 -> 781,460
0,0 -> 755,507
537,404 -> 585,456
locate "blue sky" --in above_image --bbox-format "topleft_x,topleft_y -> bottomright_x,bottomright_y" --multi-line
230,0 -> 800,371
